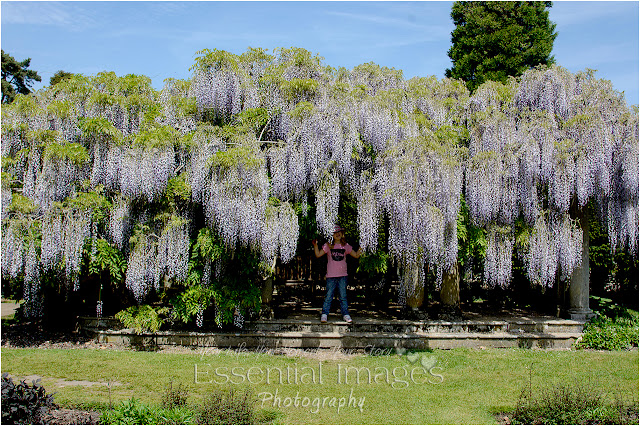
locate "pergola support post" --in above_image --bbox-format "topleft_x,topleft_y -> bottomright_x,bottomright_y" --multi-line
567,206 -> 594,321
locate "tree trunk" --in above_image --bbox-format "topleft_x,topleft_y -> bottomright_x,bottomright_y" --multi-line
260,276 -> 274,319
568,206 -> 594,320
440,263 -> 460,306
405,265 -> 424,310
439,263 -> 462,319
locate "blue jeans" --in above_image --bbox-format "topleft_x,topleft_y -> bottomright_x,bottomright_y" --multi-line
322,276 -> 349,316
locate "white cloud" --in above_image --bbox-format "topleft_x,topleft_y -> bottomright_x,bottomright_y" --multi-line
1,2 -> 97,31
105,26 -> 285,46
325,10 -> 451,38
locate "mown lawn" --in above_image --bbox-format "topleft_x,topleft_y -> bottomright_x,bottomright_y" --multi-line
1,347 -> 637,424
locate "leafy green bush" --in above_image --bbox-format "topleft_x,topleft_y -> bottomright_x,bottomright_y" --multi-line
170,285 -> 216,325
174,227 -> 262,328
575,316 -> 638,350
255,409 -> 281,424
156,406 -> 195,425
100,397 -> 159,425
88,238 -> 127,284
575,301 -> 639,350
100,390 -> 195,424
115,305 -> 168,334
512,381 -> 637,425
1,373 -> 57,425
195,388 -> 256,425
357,249 -> 389,275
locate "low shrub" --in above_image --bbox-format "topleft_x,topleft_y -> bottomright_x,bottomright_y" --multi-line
100,396 -> 198,425
100,388 -> 266,425
196,388 -> 256,425
1,372 -> 57,425
101,388 -> 260,424
156,406 -> 195,425
99,397 -> 158,425
512,381 -> 638,424
161,380 -> 189,409
575,308 -> 639,350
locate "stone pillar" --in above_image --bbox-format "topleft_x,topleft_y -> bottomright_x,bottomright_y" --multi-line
568,207 -> 594,320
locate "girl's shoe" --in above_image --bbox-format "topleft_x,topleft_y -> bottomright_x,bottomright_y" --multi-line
320,314 -> 328,323
343,315 -> 352,323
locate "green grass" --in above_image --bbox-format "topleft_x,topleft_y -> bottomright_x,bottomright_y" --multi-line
1,347 -> 637,424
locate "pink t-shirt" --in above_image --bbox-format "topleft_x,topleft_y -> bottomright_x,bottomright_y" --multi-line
322,242 -> 353,278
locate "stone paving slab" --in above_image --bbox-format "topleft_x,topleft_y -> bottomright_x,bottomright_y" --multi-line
1,302 -> 20,318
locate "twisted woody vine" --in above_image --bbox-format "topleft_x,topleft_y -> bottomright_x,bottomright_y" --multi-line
1,47 -> 637,327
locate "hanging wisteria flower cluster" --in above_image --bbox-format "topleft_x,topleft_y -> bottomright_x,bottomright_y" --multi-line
190,49 -> 260,121
158,79 -> 197,135
524,212 -> 584,287
125,217 -> 190,301
118,145 -> 175,202
202,144 -> 270,248
108,197 -> 132,250
2,220 -> 27,280
22,241 -> 42,319
356,173 -> 379,252
261,201 -> 300,264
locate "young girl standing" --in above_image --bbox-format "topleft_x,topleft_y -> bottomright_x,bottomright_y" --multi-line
312,224 -> 362,323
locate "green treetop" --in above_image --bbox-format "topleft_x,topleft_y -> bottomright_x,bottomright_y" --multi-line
1,50 -> 42,104
49,70 -> 75,86
445,1 -> 557,93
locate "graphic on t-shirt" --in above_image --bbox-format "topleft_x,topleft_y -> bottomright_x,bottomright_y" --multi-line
331,248 -> 345,261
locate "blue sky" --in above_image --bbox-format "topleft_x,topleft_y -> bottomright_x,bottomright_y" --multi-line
1,1 -> 638,105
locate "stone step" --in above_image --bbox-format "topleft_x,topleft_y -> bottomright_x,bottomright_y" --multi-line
92,328 -> 581,350
78,316 -> 584,335
79,316 -> 584,350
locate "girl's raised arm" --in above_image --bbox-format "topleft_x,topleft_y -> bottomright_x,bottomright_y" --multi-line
312,240 -> 326,258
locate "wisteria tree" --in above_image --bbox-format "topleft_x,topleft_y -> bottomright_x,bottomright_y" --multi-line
466,67 -> 638,318
1,47 -> 637,327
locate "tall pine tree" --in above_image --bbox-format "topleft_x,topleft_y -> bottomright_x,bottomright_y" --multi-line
445,1 -> 557,93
